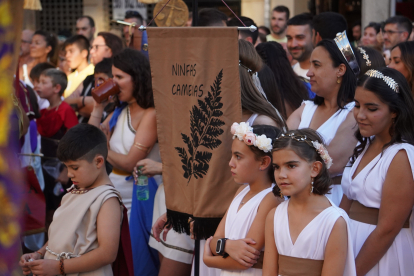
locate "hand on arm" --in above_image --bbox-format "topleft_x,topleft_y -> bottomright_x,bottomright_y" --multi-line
355,150 -> 414,276
107,108 -> 157,172
152,213 -> 171,242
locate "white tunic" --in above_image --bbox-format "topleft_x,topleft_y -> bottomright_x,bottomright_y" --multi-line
108,106 -> 161,220
298,100 -> 355,206
341,142 -> 414,275
221,184 -> 274,276
274,198 -> 356,276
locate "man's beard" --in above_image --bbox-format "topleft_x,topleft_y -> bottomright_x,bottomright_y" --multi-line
273,25 -> 286,35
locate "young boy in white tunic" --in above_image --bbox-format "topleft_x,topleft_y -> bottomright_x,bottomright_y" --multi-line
263,129 -> 356,276
340,68 -> 414,276
20,124 -> 123,276
203,123 -> 283,275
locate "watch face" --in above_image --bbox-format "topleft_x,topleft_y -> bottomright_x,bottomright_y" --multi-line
216,239 -> 222,254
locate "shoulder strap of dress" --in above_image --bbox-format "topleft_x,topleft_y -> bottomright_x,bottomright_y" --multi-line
299,101 -> 317,128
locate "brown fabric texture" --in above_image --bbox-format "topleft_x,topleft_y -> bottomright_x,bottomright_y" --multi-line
147,27 -> 241,239
278,254 -> 324,276
349,200 -> 411,228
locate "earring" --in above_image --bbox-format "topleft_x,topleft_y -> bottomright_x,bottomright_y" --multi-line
280,190 -> 284,199
336,76 -> 341,84
310,179 -> 314,195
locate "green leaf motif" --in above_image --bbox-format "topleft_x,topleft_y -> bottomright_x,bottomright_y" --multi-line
174,69 -> 225,183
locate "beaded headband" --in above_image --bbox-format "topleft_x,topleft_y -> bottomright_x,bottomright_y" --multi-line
231,122 -> 273,153
275,133 -> 333,169
358,47 -> 371,67
365,69 -> 400,93
239,60 -> 253,74
334,31 -> 361,76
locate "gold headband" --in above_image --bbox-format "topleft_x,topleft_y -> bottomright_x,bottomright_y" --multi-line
365,69 -> 399,93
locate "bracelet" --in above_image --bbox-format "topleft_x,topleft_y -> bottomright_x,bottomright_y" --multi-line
59,258 -> 66,275
36,251 -> 44,258
133,142 -> 150,153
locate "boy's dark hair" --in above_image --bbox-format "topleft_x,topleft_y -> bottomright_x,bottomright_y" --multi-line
94,58 -> 113,77
384,16 -> 412,38
314,39 -> 356,108
198,8 -> 228,27
41,69 -> 68,96
273,5 -> 290,20
313,12 -> 347,40
33,30 -> 59,66
287,13 -> 313,29
353,67 -> 414,163
77,16 -> 95,28
258,26 -> 271,35
364,22 -> 381,34
249,125 -> 282,183
97,32 -> 123,57
272,128 -> 332,196
64,35 -> 90,60
125,10 -> 144,25
352,20 -> 361,28
30,62 -> 55,82
227,16 -> 258,44
113,48 -> 154,108
57,124 -> 108,162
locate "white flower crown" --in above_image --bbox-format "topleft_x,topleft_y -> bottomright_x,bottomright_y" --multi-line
230,122 -> 273,153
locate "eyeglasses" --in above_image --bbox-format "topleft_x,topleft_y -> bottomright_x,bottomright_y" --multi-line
90,44 -> 108,51
382,29 -> 405,36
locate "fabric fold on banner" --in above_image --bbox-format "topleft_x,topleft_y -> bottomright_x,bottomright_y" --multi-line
147,27 -> 241,239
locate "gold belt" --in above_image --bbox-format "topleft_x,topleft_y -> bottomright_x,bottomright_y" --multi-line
112,168 -> 131,176
278,254 -> 324,276
349,200 -> 411,228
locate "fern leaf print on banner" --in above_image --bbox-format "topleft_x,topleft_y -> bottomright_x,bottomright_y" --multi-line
175,70 -> 225,182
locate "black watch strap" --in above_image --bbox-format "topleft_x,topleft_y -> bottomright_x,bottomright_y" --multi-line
216,238 -> 228,256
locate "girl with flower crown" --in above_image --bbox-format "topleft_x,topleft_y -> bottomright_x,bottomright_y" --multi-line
263,128 -> 356,276
340,68 -> 414,275
202,123 -> 283,276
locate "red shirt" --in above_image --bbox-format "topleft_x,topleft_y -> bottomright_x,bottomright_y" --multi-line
37,101 -> 78,138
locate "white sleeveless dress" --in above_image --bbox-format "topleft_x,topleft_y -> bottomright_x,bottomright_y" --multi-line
298,100 -> 355,206
221,184 -> 274,276
274,198 -> 356,275
341,142 -> 414,275
108,106 -> 161,220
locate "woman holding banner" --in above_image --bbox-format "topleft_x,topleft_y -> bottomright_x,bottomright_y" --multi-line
89,48 -> 161,276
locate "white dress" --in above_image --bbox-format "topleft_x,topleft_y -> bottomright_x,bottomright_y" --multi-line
298,100 -> 355,206
274,198 -> 356,275
221,184 -> 274,276
108,106 -> 161,220
341,142 -> 414,275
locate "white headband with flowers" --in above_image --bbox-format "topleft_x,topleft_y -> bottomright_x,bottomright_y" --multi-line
230,122 -> 273,153
277,133 -> 333,169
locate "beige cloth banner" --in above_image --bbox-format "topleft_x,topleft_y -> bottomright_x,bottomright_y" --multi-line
147,27 -> 241,238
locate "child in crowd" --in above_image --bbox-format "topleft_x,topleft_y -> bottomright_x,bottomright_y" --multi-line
20,124 -> 123,276
29,62 -> 55,110
263,129 -> 356,275
36,69 -> 78,154
203,123 -> 283,275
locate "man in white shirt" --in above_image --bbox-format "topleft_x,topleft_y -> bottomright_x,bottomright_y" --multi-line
286,13 -> 314,80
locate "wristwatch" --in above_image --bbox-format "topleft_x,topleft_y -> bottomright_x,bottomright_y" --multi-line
216,238 -> 229,258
